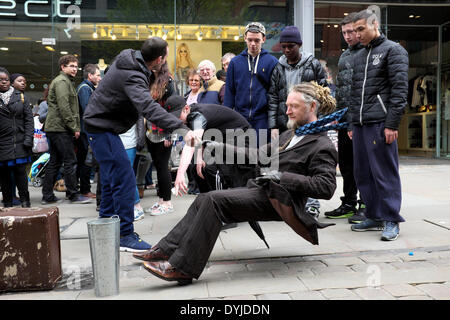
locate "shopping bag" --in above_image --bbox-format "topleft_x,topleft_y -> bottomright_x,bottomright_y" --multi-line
32,116 -> 49,153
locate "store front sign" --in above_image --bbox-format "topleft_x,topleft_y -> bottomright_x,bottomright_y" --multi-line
0,0 -> 80,19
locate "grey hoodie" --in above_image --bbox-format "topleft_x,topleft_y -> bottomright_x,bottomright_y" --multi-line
279,51 -> 314,88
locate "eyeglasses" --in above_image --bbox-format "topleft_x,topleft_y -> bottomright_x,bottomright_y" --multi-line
180,50 -> 187,53
189,79 -> 200,82
65,65 -> 78,69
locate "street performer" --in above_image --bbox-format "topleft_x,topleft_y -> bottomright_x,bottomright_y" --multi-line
134,81 -> 338,285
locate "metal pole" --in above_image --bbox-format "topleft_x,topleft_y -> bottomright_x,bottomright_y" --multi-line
436,24 -> 442,158
294,0 -> 315,57
174,0 -> 177,77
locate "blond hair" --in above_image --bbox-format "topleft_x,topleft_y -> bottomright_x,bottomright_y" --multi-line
289,81 -> 336,115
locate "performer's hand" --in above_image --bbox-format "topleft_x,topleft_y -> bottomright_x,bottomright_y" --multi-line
74,131 -> 80,139
254,171 -> 281,185
384,128 -> 398,145
347,130 -> 353,140
174,173 -> 188,196
196,160 -> 206,179
201,140 -> 223,149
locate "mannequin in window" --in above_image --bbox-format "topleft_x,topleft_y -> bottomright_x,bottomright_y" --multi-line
97,59 -> 108,77
174,43 -> 195,82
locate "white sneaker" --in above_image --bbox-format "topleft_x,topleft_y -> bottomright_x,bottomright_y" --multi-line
134,207 -> 145,221
148,203 -> 174,216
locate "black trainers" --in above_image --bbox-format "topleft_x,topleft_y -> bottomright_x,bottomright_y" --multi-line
325,203 -> 356,219
41,197 -> 63,205
348,202 -> 367,224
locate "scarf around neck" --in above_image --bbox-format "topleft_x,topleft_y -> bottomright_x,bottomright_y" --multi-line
0,86 -> 14,106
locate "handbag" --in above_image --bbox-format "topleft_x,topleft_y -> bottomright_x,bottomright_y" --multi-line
32,116 -> 49,153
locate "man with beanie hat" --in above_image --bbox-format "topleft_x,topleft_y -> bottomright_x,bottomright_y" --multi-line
224,22 -> 278,147
268,25 -> 328,220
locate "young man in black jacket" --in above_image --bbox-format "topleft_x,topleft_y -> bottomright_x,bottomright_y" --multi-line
347,9 -> 409,241
324,13 -> 366,223
83,38 -> 193,253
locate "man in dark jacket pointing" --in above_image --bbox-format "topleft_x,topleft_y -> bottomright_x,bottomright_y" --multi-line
83,37 -> 192,253
347,9 -> 409,241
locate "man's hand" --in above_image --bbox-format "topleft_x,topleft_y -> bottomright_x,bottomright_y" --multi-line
347,130 -> 353,140
254,171 -> 281,185
384,128 -> 398,144
271,129 -> 279,140
164,139 -> 172,148
74,131 -> 80,139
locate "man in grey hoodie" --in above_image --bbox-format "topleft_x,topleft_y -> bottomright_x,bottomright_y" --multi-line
267,25 -> 328,219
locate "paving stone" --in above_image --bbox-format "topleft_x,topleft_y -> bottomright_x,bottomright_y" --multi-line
428,258 -> 450,267
271,268 -> 315,278
205,263 -> 248,274
228,271 -> 273,280
321,257 -> 365,266
288,290 -> 325,300
415,283 -> 450,300
286,260 -> 327,270
311,265 -> 354,275
382,284 -> 425,297
207,275 -> 307,298
390,261 -> 437,270
320,288 -> 358,299
398,295 -> 433,300
223,295 -> 257,300
354,287 -> 395,300
400,251 -> 437,262
351,262 -> 396,273
300,271 -> 368,290
257,293 -> 292,300
360,253 -> 402,263
246,261 -> 289,272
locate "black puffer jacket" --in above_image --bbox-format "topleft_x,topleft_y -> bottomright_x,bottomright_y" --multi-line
349,34 -> 409,130
84,49 -> 187,135
335,43 -> 363,110
0,89 -> 34,162
268,53 -> 327,130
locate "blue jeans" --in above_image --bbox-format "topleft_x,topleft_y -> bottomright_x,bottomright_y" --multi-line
125,147 -> 140,205
87,132 -> 135,236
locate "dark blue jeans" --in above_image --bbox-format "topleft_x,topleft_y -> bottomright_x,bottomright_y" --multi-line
352,123 -> 405,223
87,132 -> 135,236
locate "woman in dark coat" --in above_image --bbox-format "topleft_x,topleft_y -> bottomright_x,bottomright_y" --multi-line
143,62 -> 177,215
0,67 -> 34,207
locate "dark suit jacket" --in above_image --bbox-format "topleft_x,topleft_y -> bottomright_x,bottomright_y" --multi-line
245,130 -> 338,245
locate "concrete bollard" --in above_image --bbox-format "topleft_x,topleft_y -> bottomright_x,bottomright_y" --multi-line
87,216 -> 120,297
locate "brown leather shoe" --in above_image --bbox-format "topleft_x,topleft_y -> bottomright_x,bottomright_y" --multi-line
132,245 -> 169,261
143,261 -> 192,285
82,192 -> 96,199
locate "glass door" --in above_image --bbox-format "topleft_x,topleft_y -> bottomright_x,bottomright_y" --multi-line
439,22 -> 450,157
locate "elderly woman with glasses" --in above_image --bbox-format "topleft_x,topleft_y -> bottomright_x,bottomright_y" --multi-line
183,69 -> 202,105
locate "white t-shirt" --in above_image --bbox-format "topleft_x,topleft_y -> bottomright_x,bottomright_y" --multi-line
119,124 -> 137,150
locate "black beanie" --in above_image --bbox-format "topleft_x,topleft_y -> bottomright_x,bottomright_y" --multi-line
279,26 -> 303,45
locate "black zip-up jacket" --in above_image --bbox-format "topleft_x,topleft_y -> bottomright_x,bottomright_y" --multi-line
0,89 -> 34,162
84,49 -> 187,134
348,34 -> 409,130
336,43 -> 363,111
267,54 -> 327,130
